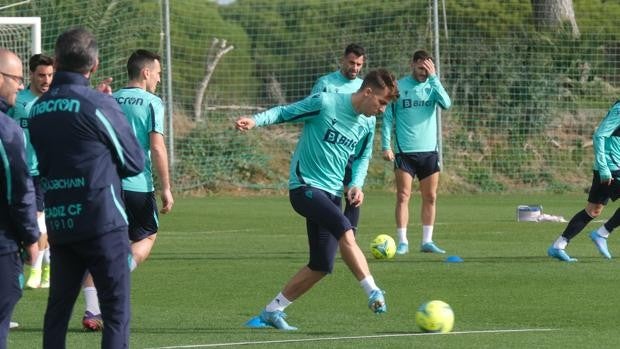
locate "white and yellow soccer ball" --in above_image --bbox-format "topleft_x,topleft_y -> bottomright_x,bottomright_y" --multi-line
370,234 -> 396,259
415,300 -> 455,333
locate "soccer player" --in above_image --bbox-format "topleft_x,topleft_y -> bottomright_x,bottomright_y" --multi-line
381,49 -> 452,255
310,43 -> 369,233
8,53 -> 54,289
238,69 -> 399,331
81,49 -> 174,331
29,27 -> 144,348
0,48 -> 40,349
547,101 -> 620,262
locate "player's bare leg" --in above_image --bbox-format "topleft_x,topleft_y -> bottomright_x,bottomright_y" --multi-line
130,234 -> 157,266
419,172 -> 444,253
395,169 -> 413,254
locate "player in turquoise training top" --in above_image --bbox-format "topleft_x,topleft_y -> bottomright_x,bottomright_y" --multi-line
238,69 -> 399,331
80,49 -> 174,331
8,54 -> 54,289
381,49 -> 451,255
310,43 -> 372,234
548,101 -> 620,262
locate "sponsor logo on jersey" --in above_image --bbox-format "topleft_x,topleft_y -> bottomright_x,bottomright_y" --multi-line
402,99 -> 433,108
31,98 -> 81,116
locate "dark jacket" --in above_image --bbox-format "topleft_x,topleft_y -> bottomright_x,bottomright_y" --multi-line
0,97 -> 39,255
29,71 -> 144,244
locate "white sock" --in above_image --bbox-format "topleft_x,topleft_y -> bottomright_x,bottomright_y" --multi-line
553,236 -> 568,249
360,275 -> 379,297
422,225 -> 434,244
43,248 -> 51,265
37,214 -> 47,234
265,292 -> 292,312
129,256 -> 137,272
83,287 -> 101,315
396,228 -> 408,244
32,247 -> 44,269
596,226 -> 610,238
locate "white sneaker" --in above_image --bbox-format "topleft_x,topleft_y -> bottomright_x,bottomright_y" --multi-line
9,321 -> 19,329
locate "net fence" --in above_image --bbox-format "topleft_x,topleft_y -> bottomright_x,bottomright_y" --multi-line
2,0 -> 619,193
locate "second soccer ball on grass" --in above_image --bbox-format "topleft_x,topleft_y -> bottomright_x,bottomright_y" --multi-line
370,234 -> 396,259
415,300 -> 455,333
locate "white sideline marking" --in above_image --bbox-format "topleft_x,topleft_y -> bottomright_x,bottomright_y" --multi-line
144,328 -> 556,349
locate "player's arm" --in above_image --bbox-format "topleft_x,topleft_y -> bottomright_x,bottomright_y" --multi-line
422,59 -> 451,110
150,132 -> 173,214
593,105 -> 620,182
348,124 -> 375,206
428,75 -> 451,110
2,126 -> 39,263
381,102 -> 396,161
236,94 -> 324,130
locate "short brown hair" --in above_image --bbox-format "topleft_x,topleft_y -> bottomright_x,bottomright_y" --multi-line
412,49 -> 433,62
360,69 -> 399,101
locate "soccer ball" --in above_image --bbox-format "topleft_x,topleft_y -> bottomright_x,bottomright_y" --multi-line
415,300 -> 455,333
370,234 -> 396,259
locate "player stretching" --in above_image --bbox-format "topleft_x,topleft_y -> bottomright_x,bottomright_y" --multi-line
8,54 -> 54,289
238,69 -> 399,331
381,49 -> 452,255
81,49 -> 174,331
311,43 -> 370,234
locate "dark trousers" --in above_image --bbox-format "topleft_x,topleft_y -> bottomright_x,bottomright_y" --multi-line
43,230 -> 131,349
0,252 -> 22,349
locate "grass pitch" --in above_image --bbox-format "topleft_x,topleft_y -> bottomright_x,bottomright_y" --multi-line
9,192 -> 619,348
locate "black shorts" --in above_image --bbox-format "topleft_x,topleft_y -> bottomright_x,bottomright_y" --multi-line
394,151 -> 440,180
289,186 -> 353,273
587,170 -> 620,205
32,175 -> 45,212
122,190 -> 159,242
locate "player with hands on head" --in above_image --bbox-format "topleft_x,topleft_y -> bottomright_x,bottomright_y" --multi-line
239,69 -> 399,331
381,49 -> 452,255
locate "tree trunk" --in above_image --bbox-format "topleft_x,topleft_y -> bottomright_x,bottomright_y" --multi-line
531,0 -> 580,38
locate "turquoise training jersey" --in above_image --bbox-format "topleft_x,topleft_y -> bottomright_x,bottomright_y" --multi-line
593,101 -> 620,181
381,74 -> 451,153
311,70 -> 376,182
113,87 -> 165,192
8,87 -> 39,176
253,92 -> 374,196
311,70 -> 363,94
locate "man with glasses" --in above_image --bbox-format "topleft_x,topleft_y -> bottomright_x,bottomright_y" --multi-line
0,48 -> 40,349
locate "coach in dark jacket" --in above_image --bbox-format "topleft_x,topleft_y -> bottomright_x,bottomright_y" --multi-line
0,49 -> 39,349
30,28 -> 144,349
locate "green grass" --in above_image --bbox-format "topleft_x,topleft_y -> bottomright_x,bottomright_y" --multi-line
8,192 -> 620,348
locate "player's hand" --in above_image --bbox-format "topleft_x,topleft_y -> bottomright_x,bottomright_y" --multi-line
235,116 -> 256,131
602,178 -> 613,186
23,243 -> 39,265
347,187 -> 364,207
160,189 -> 174,214
382,149 -> 394,161
422,58 -> 436,76
96,77 -> 113,95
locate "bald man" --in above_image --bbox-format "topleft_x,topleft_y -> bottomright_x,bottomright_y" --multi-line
0,48 -> 40,349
